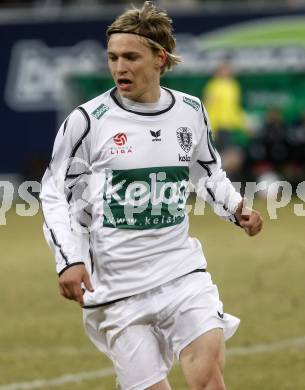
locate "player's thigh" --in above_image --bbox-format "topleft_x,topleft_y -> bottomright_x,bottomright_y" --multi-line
110,324 -> 171,390
146,378 -> 172,390
179,328 -> 226,389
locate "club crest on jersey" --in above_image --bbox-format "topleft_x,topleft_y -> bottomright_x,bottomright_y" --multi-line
176,127 -> 192,153
111,132 -> 133,154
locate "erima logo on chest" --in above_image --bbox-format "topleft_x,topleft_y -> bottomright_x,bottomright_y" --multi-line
150,130 -> 161,142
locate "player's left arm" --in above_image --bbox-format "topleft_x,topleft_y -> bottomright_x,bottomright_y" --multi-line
190,102 -> 263,235
190,103 -> 242,223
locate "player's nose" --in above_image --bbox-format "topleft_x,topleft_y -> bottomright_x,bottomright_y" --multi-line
116,57 -> 128,74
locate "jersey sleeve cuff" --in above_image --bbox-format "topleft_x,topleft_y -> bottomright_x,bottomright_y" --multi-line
57,262 -> 85,277
228,192 -> 242,215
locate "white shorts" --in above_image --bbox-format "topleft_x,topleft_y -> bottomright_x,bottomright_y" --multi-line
83,271 -> 240,390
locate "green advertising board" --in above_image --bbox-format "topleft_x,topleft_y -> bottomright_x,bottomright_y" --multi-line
66,71 -> 305,124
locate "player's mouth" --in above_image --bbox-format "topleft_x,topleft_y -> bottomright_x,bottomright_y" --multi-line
117,78 -> 133,90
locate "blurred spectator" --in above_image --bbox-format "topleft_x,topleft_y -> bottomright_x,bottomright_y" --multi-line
203,61 -> 248,181
287,110 -> 305,160
245,108 -> 286,195
260,109 -> 286,145
247,107 -> 305,187
248,108 -> 288,172
244,106 -> 305,193
284,110 -> 305,183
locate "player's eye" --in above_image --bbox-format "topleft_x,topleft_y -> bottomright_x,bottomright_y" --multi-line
108,55 -> 117,62
126,54 -> 139,61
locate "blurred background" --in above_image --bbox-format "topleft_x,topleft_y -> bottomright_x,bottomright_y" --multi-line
1,1 -> 305,390
1,0 -> 305,187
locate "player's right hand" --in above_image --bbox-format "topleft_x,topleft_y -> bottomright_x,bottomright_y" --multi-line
58,264 -> 94,306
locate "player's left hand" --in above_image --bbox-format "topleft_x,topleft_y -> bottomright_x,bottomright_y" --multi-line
235,198 -> 263,236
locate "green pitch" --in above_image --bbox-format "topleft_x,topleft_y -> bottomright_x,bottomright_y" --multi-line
1,199 -> 305,389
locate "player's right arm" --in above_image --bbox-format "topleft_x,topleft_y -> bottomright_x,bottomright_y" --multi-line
40,108 -> 94,305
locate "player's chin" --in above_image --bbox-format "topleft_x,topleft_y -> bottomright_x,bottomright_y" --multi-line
119,90 -> 132,98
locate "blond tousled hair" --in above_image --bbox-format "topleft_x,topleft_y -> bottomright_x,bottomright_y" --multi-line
106,1 -> 182,74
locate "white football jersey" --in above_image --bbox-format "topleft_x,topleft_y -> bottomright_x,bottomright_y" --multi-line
40,87 -> 242,307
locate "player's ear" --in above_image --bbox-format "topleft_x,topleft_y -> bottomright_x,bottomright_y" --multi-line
154,48 -> 166,71
160,48 -> 167,67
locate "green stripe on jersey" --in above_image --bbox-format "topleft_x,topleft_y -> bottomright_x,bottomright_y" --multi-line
103,166 -> 189,229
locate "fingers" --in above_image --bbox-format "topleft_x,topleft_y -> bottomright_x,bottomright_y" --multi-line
59,279 -> 84,306
83,272 -> 94,293
240,211 -> 263,236
58,264 -> 94,306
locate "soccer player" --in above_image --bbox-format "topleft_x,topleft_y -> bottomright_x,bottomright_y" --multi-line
40,2 -> 263,389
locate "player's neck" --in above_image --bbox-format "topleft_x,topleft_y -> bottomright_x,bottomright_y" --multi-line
119,86 -> 161,104
116,87 -> 172,113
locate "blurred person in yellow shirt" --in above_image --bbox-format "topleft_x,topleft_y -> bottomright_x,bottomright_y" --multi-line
203,61 -> 248,180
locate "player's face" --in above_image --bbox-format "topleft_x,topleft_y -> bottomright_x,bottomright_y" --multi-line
107,33 -> 163,103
